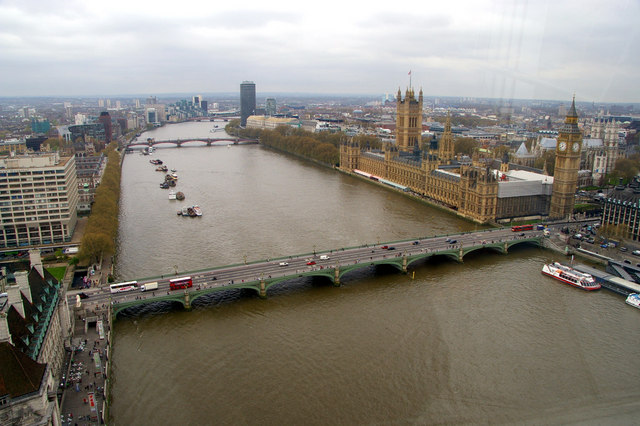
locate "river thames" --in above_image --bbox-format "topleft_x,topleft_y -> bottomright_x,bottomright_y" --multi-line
109,122 -> 640,425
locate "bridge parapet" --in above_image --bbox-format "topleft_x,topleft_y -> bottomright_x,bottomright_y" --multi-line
109,234 -> 545,319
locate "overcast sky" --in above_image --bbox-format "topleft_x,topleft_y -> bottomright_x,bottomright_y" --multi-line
1,0 -> 638,102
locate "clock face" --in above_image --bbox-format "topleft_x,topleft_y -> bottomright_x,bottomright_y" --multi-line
572,142 -> 580,152
558,141 -> 567,151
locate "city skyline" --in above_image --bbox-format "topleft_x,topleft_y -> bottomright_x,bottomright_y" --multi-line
0,0 -> 638,103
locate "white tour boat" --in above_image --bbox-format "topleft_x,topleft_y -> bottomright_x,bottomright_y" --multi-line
541,262 -> 600,290
625,293 -> 640,309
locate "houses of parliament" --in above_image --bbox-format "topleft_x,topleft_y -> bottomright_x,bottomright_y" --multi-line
340,87 -> 582,224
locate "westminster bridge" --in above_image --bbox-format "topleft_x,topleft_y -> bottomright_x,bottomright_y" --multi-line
70,227 -> 549,319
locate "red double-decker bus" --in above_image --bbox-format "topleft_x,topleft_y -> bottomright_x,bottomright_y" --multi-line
169,276 -> 193,290
511,224 -> 534,232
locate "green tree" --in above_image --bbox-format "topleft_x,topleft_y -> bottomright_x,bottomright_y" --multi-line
533,150 -> 556,175
454,137 -> 477,156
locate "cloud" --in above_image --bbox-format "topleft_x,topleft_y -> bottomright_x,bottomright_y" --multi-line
0,0 -> 638,102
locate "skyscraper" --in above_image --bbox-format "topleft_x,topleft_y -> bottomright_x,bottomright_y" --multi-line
265,98 -> 277,116
240,81 -> 256,127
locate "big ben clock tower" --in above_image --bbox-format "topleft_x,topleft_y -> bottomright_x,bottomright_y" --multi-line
549,97 -> 582,220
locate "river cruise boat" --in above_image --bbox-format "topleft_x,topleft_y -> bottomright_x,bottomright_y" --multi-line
625,293 -> 640,309
168,190 -> 176,200
541,262 -> 600,290
192,205 -> 203,216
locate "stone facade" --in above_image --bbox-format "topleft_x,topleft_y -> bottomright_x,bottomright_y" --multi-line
340,90 -> 572,224
549,98 -> 582,220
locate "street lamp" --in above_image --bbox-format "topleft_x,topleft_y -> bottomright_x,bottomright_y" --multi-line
313,245 -> 316,256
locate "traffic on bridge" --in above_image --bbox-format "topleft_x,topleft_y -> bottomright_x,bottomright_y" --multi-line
70,226 -> 547,318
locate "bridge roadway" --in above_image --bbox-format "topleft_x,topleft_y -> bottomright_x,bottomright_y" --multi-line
127,137 -> 258,148
70,227 -> 548,318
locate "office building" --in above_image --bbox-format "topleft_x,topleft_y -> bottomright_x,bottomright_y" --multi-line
240,81 -> 256,127
265,98 -> 277,116
0,153 -> 79,248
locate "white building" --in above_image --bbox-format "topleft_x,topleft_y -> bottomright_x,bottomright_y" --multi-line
0,153 -> 79,248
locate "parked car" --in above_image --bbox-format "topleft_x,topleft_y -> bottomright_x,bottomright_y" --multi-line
632,250 -> 640,256
620,247 -> 628,252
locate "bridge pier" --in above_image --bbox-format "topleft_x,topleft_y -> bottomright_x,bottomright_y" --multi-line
402,256 -> 408,273
259,278 -> 267,299
184,291 -> 192,311
503,242 -> 509,254
334,267 -> 341,286
458,246 -> 464,262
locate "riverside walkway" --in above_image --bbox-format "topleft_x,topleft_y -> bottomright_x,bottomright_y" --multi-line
71,227 -> 546,319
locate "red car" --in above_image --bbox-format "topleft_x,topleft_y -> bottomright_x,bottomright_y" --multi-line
381,245 -> 389,249
306,261 -> 316,265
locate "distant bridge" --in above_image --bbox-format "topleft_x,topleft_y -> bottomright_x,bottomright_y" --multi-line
127,137 -> 259,148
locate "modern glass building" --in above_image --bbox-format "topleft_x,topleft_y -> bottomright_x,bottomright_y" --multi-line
240,81 -> 256,127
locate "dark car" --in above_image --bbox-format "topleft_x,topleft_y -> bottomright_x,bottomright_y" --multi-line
78,292 -> 89,299
387,247 -> 396,250
412,241 -> 420,245
448,239 -> 457,244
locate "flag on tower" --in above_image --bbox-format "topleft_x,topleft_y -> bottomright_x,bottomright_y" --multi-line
408,70 -> 411,76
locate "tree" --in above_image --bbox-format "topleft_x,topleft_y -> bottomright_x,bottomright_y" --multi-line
534,150 -> 556,175
611,155 -> 640,183
454,137 -> 477,156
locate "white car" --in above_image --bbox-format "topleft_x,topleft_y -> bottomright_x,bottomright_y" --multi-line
279,262 -> 289,266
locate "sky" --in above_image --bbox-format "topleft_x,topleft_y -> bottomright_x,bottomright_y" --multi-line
0,0 -> 638,103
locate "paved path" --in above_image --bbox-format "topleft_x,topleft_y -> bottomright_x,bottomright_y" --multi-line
59,305 -> 109,425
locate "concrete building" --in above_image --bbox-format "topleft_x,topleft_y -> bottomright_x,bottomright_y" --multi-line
246,115 -> 299,130
240,81 -> 256,127
265,98 -> 277,116
0,153 -> 79,248
75,153 -> 106,213
601,178 -> 640,242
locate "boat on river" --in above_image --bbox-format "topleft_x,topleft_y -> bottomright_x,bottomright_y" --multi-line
625,293 -> 640,309
192,205 -> 202,216
156,165 -> 168,172
168,190 -> 176,200
541,262 -> 600,290
175,192 -> 185,201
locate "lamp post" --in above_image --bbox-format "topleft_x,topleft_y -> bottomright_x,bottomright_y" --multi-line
313,245 -> 316,256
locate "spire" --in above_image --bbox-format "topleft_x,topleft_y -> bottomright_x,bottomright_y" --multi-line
568,95 -> 577,118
